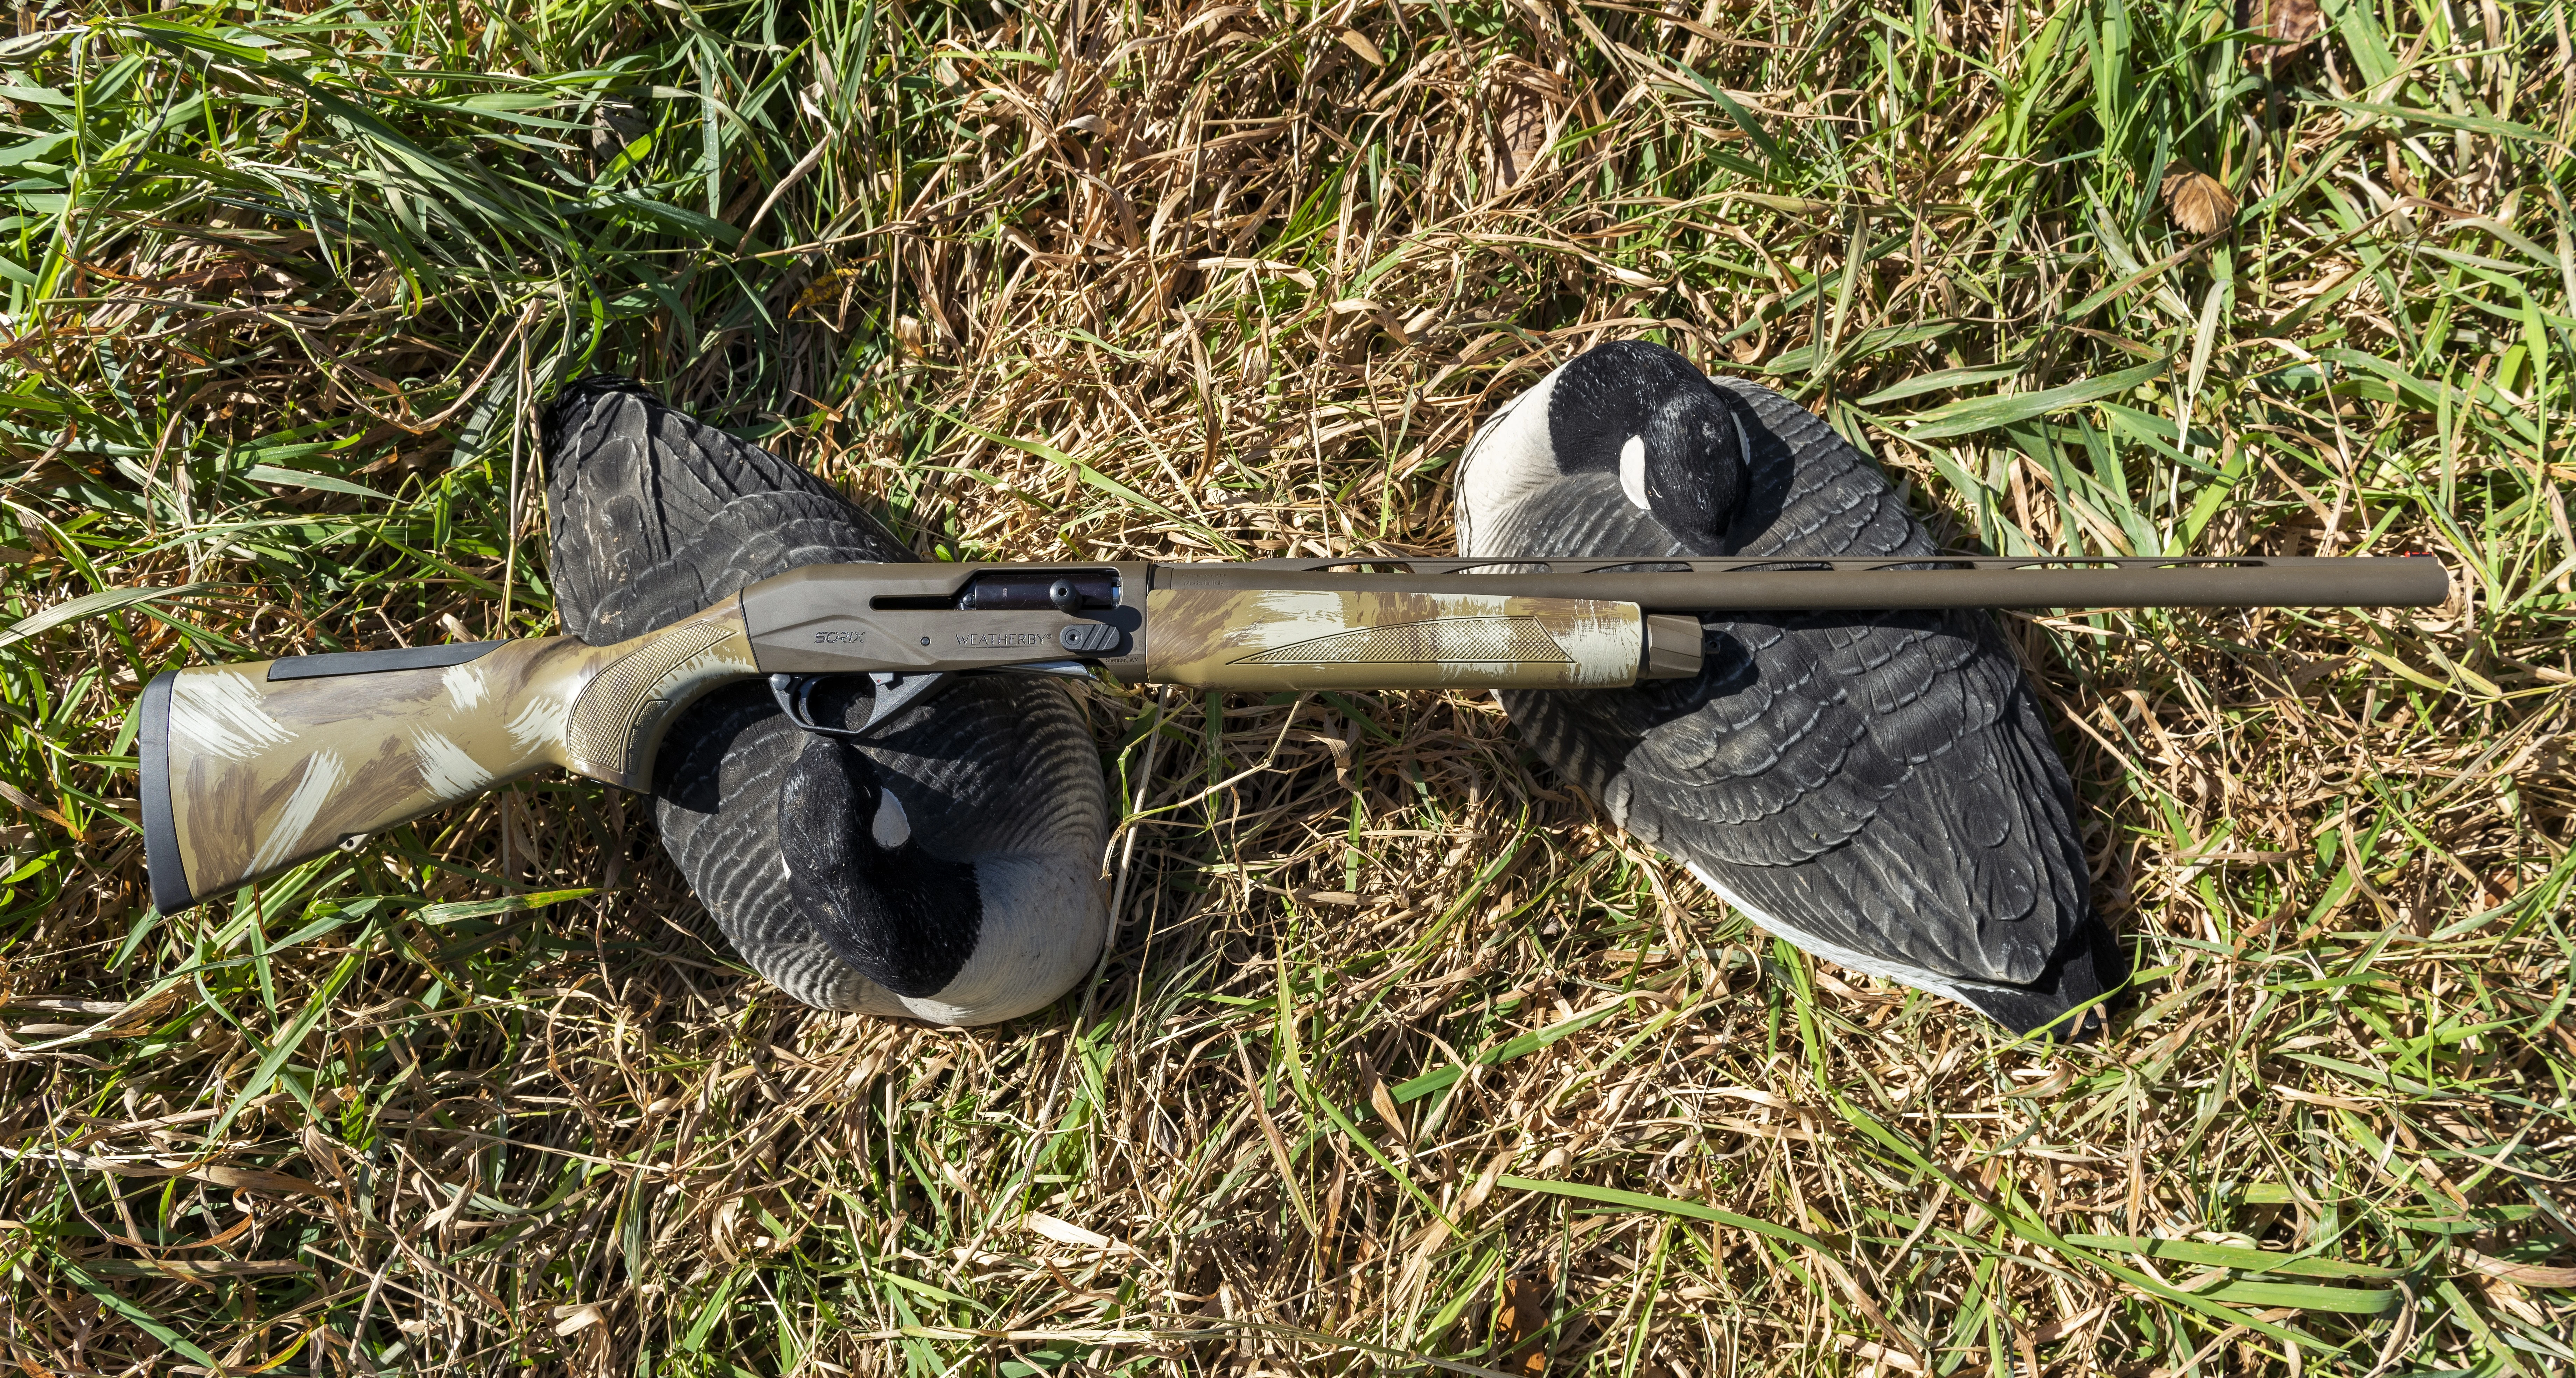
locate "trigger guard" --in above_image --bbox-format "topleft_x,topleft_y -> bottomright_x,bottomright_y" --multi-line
766,671 -> 957,740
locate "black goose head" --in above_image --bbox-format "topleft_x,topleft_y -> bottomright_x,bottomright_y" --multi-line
778,728 -> 982,999
1542,341 -> 1748,548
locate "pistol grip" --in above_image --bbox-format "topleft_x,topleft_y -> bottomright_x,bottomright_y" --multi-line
559,608 -> 760,789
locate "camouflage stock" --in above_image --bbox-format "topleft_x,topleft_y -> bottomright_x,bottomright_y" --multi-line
140,601 -> 755,912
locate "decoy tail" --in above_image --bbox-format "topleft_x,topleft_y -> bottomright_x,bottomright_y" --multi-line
1943,915 -> 2128,1042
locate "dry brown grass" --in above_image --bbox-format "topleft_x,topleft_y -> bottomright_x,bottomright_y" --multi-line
1,0 -> 2571,1373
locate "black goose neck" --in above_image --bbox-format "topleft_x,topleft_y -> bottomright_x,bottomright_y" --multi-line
777,731 -> 981,999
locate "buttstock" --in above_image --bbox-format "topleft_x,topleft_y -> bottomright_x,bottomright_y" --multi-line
141,603 -> 757,912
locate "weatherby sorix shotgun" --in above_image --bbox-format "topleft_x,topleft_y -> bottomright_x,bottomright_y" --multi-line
138,553 -> 2447,913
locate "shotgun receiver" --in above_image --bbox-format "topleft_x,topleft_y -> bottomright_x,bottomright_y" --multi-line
137,554 -> 2447,914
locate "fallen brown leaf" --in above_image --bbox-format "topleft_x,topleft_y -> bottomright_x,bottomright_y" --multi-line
1833,1336 -> 1927,1374
1456,1148 -> 1514,1218
1363,1063 -> 1407,1142
0,778 -> 77,833
2006,1063 -> 2077,1098
2026,1304 -> 2109,1345
1488,63 -> 1561,190
2238,0 -> 2325,65
188,1164 -> 329,1197
551,1302 -> 604,1336
1022,1211 -> 1135,1254
1498,1278 -> 1550,1376
2162,166 -> 2237,236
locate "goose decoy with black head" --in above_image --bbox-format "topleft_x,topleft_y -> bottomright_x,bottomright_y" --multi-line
543,377 -> 1109,1024
1457,341 -> 2125,1038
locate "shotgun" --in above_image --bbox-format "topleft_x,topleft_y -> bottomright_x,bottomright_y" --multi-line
137,553 -> 2448,914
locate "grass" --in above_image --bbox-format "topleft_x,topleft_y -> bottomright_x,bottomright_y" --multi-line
0,0 -> 2570,1372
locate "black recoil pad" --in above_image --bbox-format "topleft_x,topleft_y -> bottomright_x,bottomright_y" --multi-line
138,670 -> 194,914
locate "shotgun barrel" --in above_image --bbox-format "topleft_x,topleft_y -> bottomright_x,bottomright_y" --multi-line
1150,553 -> 2451,610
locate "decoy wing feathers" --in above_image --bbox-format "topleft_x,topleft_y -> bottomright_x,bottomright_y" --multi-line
543,375 -> 910,641
1484,372 -> 2091,989
1709,380 -> 1924,558
541,377 -> 1110,1024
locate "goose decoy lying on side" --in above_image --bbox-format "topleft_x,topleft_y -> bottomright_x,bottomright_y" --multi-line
542,377 -> 1110,1024
1456,341 -> 2125,1038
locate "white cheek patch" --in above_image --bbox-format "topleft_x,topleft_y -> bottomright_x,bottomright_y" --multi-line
870,788 -> 911,849
1617,433 -> 1650,510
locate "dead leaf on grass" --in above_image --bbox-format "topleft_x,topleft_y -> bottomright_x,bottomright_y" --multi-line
1487,63 -> 1561,189
2238,0 -> 2325,65
1362,1059 -> 1407,1143
2162,166 -> 2237,236
1498,1278 -> 1550,1375
1495,96 -> 1549,188
189,1164 -> 330,1197
1023,1211 -> 1134,1254
2005,1062 -> 2077,1099
551,1302 -> 604,1336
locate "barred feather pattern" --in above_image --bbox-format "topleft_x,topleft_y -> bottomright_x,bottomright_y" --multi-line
544,378 -> 1108,1022
1460,350 -> 2118,1033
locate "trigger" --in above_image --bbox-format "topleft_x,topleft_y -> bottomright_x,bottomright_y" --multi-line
858,671 -> 955,732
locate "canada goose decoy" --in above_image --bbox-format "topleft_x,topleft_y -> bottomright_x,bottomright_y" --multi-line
542,377 -> 1110,1024
1457,341 -> 2125,1038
